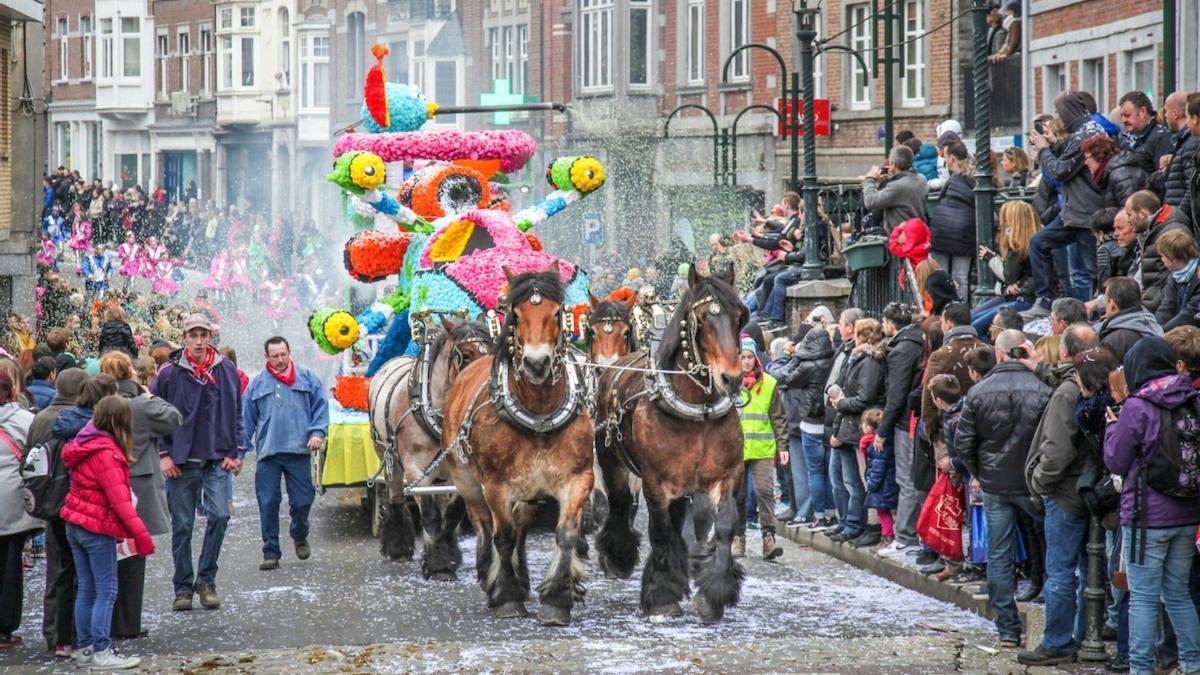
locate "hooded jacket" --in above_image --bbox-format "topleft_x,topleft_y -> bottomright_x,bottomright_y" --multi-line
97,319 -> 138,358
1159,128 -> 1200,211
1156,267 -> 1200,332
956,361 -> 1053,494
1106,338 -> 1200,528
151,347 -> 243,464
832,341 -> 888,446
1099,308 -> 1166,363
59,421 -> 155,553
1140,205 -> 1193,313
1037,93 -> 1107,229
878,323 -> 925,440
1098,150 -> 1148,209
27,368 -> 86,449
862,168 -> 929,232
768,327 -> 835,430
29,379 -> 54,411
1026,362 -> 1087,516
929,173 -> 976,257
0,402 -> 36,536
52,405 -> 94,441
912,143 -> 939,181
925,271 -> 960,316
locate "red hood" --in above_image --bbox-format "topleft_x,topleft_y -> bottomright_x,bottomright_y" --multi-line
62,421 -> 120,470
888,217 -> 931,263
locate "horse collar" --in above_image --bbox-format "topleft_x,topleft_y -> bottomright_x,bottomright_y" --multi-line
408,336 -> 444,440
644,364 -> 735,422
490,350 -> 584,436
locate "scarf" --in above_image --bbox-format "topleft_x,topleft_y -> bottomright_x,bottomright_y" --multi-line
1173,257 -> 1200,284
185,346 -> 218,385
269,360 -> 296,388
1090,157 -> 1110,187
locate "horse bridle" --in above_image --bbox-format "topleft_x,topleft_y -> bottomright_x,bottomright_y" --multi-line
496,286 -> 574,384
677,294 -> 725,393
639,292 -> 738,422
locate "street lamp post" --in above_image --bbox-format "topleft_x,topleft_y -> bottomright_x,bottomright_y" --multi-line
796,2 -> 822,280
971,0 -> 996,302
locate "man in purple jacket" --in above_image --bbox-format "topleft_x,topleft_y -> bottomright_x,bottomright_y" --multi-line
152,314 -> 243,612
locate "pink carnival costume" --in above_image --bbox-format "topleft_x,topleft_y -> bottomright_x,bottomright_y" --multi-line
117,241 -> 142,278
68,220 -> 93,252
203,252 -> 233,292
150,257 -> 179,295
140,242 -> 167,279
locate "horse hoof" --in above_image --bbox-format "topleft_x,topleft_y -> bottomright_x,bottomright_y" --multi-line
690,594 -> 722,624
429,571 -> 457,582
647,603 -> 682,619
537,605 -> 571,627
383,550 -> 413,562
494,601 -> 529,619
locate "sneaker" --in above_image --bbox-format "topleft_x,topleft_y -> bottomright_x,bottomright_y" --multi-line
877,541 -> 912,559
971,585 -> 989,600
71,645 -> 94,666
918,560 -> 945,575
197,584 -> 220,610
809,516 -> 837,532
294,540 -> 311,560
999,636 -> 1021,649
1020,298 -> 1051,319
914,549 -> 939,566
90,647 -> 142,670
54,644 -> 72,659
746,521 -> 760,531
172,593 -> 193,611
1016,644 -> 1076,666
259,559 -> 280,571
828,529 -> 859,543
732,535 -> 746,558
774,507 -> 796,523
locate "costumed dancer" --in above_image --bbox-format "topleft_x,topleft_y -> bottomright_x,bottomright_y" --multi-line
151,256 -> 179,296
36,232 -> 58,271
116,231 -> 142,292
140,236 -> 168,280
229,245 -> 253,294
80,243 -> 113,301
204,249 -> 233,300
68,204 -> 93,271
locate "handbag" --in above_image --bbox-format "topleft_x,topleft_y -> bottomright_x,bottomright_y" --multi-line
970,501 -> 1028,565
916,472 -> 965,560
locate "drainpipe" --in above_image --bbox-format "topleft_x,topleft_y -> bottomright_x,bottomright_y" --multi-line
1021,0 -> 1031,142
1164,0 -> 1176,95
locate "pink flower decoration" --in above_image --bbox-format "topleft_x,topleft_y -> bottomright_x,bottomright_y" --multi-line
334,130 -> 537,173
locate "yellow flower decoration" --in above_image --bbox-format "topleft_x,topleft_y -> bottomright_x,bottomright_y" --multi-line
349,152 -> 386,191
569,157 -> 606,194
429,219 -> 475,262
323,311 -> 360,350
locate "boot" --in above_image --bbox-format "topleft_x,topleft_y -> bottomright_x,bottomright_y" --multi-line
849,523 -> 882,548
762,528 -> 783,560
732,535 -> 746,558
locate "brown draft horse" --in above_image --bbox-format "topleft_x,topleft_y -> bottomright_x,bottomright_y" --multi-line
441,265 -> 594,626
367,317 -> 492,579
594,265 -> 748,622
584,292 -> 639,366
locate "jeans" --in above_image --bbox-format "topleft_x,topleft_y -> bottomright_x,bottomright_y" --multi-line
166,460 -> 231,595
970,297 -> 1034,338
785,434 -> 812,520
1030,216 -> 1097,302
828,446 -> 866,536
762,271 -> 801,323
66,524 -> 117,653
801,431 -> 833,517
1123,525 -> 1200,675
255,453 -> 316,561
931,252 -> 972,302
982,491 -> 1044,640
1041,497 -> 1088,654
892,429 -> 925,547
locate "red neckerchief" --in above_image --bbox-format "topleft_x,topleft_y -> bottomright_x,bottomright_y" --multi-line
742,364 -> 763,392
185,347 -> 217,384
269,361 -> 296,388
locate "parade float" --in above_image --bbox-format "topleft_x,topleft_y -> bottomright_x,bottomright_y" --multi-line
308,44 -> 605,501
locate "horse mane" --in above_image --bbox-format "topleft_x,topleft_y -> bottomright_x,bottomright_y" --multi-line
589,300 -> 637,352
499,268 -> 567,366
449,319 -> 492,345
655,275 -> 745,371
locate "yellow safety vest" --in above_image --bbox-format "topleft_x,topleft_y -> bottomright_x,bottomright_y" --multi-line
739,373 -> 778,461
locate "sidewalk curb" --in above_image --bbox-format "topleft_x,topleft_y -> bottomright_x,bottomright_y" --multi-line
779,525 -> 1045,648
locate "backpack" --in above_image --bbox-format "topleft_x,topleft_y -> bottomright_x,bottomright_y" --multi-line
19,437 -> 69,520
1145,398 -> 1200,499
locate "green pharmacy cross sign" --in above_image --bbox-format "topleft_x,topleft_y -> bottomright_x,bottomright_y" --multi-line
480,79 -> 536,126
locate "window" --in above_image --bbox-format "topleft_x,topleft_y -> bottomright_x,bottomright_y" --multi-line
157,34 -> 168,96
179,31 -> 190,93
504,26 -> 514,84
200,29 -> 213,94
846,3 -> 871,110
412,40 -> 424,90
278,9 -> 289,88
686,0 -> 703,84
99,18 -> 113,79
220,7 -> 232,30
299,33 -> 329,110
1081,57 -> 1105,112
729,0 -> 749,81
518,25 -> 528,94
901,0 -> 925,106
121,18 -> 141,78
387,39 -> 408,84
1125,47 -> 1155,101
434,61 -> 457,122
80,16 -> 92,79
1043,63 -> 1066,113
57,19 -> 68,81
490,28 -> 501,80
580,0 -> 612,91
240,36 -> 254,86
219,36 -> 233,89
347,12 -> 365,86
629,0 -> 650,86
239,6 -> 255,28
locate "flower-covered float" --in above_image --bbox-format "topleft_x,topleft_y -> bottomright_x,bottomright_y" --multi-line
310,44 -> 605,412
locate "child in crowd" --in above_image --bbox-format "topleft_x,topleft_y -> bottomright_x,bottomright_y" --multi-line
860,408 -> 896,545
68,204 -> 93,272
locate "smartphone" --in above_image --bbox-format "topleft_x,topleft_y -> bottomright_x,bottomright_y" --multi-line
1033,118 -> 1046,136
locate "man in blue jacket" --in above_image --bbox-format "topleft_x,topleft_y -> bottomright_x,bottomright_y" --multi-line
242,336 -> 328,571
153,313 -> 243,612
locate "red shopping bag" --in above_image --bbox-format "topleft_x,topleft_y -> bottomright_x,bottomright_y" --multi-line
916,472 -> 965,560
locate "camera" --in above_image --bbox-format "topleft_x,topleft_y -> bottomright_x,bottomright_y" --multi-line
1007,346 -> 1029,360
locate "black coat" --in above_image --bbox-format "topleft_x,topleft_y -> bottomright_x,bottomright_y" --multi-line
1033,171 -> 1061,226
770,327 -> 835,431
955,361 -> 1052,495
1095,237 -> 1128,293
1122,121 -> 1175,175
1155,270 -> 1200,331
97,320 -> 138,358
1140,208 -> 1193,313
1160,128 -> 1200,209
929,173 -> 976,257
1099,151 -> 1148,209
877,324 -> 924,440
832,343 -> 888,446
